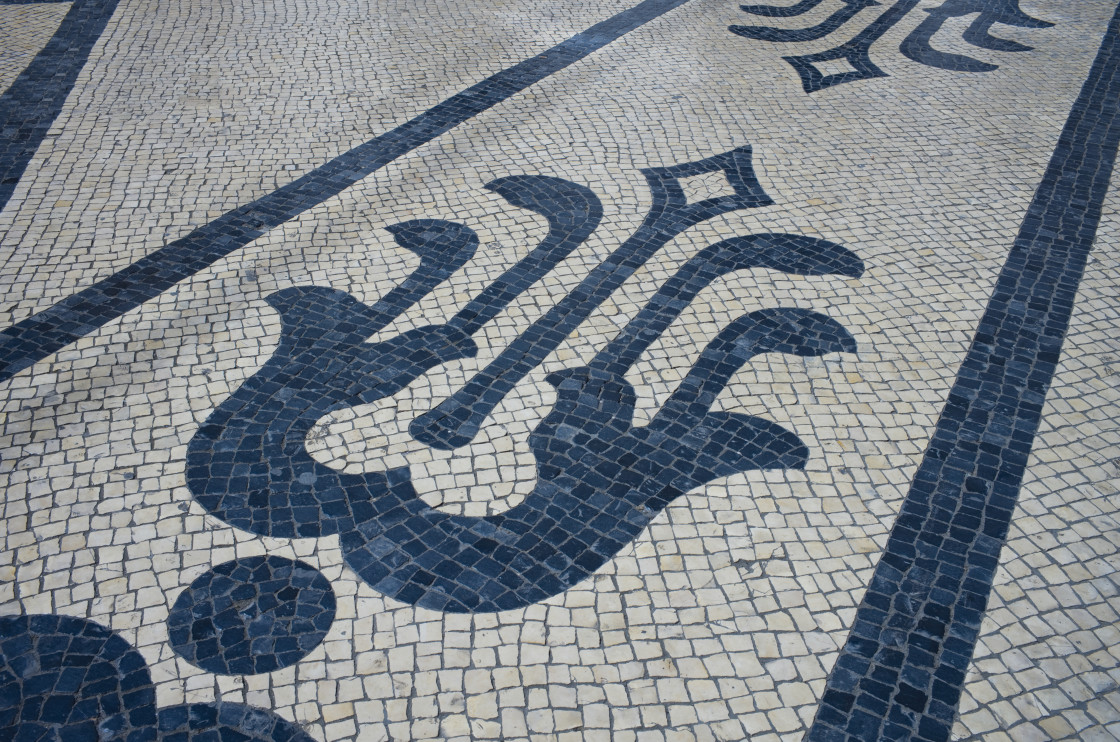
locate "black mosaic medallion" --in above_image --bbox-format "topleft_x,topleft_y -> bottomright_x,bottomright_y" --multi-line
166,556 -> 336,676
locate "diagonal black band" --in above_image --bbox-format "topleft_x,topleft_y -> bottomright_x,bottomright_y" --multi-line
808,4 -> 1120,741
0,0 -> 121,211
0,0 -> 692,382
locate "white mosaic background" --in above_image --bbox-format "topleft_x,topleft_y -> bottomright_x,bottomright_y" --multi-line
0,0 -> 1117,739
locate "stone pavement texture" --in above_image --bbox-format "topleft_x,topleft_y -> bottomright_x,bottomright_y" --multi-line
0,0 -> 1118,739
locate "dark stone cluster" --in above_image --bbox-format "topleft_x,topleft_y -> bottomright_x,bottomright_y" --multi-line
167,556 -> 336,676
731,0 -> 1053,93
0,614 -> 314,741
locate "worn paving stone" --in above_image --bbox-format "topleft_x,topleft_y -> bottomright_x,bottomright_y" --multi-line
0,0 -> 1119,739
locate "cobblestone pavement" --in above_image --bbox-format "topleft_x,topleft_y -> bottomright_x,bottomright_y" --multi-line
1,0 -> 1119,739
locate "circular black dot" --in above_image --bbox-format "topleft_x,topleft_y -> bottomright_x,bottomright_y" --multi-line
167,556 -> 335,675
0,614 -> 158,741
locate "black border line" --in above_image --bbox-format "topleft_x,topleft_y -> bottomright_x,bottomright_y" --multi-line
808,3 -> 1120,740
0,0 -> 691,382
0,0 -> 121,211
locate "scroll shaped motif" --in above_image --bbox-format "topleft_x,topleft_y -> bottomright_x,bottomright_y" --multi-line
187,176 -> 603,539
187,148 -> 770,540
731,0 -> 1052,93
899,0 -> 1054,72
732,0 -> 917,92
341,262 -> 862,612
186,147 -> 864,612
409,147 -> 774,451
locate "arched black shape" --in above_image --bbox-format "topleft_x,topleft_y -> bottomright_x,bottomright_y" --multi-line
731,0 -> 879,43
0,612 -> 321,739
899,0 -> 1053,73
166,556 -> 336,675
0,614 -> 158,742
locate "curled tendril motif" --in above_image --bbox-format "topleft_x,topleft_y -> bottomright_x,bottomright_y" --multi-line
731,0 -> 1053,93
187,146 -> 864,612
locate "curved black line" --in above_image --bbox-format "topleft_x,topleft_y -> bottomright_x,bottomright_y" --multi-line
962,16 -> 1032,53
899,13 -> 998,72
730,0 -> 879,43
899,0 -> 1054,72
739,0 -> 828,18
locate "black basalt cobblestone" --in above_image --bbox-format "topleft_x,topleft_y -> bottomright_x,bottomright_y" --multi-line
0,613 -> 314,741
0,614 -> 158,742
157,703 -> 314,742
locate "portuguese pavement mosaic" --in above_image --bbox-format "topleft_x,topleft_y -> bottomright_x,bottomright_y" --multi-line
1,0 -> 1119,739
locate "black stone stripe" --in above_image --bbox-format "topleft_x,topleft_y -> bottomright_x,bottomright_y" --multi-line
0,0 -> 120,211
808,4 -> 1120,742
0,0 -> 691,383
